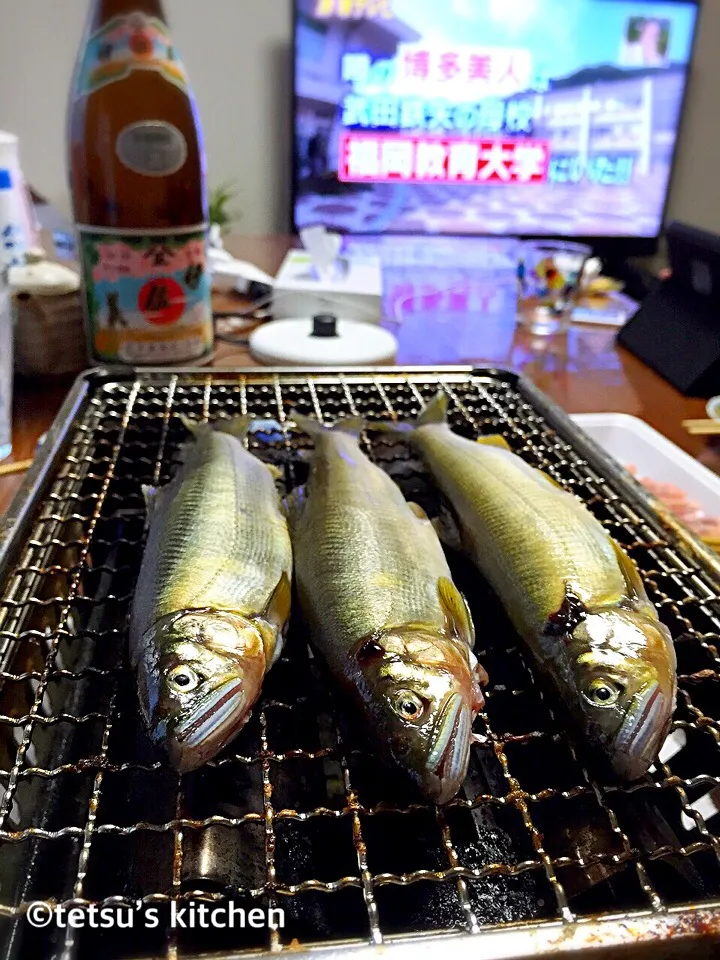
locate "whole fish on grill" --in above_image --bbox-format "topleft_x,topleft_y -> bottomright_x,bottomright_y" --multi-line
288,413 -> 487,804
377,393 -> 677,781
129,417 -> 292,773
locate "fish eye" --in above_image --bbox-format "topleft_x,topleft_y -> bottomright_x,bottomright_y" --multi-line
392,691 -> 425,722
584,678 -> 623,707
168,665 -> 200,693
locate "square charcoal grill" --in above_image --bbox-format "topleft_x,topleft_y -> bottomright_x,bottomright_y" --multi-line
0,368 -> 719,960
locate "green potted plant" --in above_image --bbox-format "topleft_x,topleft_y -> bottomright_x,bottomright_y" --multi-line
209,181 -> 240,247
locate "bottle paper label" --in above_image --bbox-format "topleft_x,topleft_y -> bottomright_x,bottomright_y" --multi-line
116,121 -> 188,176
75,12 -> 190,98
78,225 -> 214,365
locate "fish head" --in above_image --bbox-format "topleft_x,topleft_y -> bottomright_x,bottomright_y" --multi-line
136,610 -> 271,772
353,628 -> 484,804
568,608 -> 677,780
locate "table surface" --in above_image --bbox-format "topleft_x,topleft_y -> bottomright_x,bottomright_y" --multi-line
2,233 -> 716,517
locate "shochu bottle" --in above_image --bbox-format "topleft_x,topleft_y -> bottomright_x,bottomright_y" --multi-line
68,0 -> 213,364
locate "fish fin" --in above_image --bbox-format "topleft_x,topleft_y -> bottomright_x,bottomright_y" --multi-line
180,415 -> 210,439
418,391 -> 449,427
334,417 -> 365,437
141,484 -> 158,507
432,502 -> 464,552
264,571 -> 292,632
292,412 -> 325,438
141,485 -> 160,526
292,411 -> 364,439
611,541 -> 651,604
371,392 -> 449,435
476,434 -> 513,451
269,632 -> 285,668
409,502 -> 431,523
438,576 -> 476,649
469,648 -> 490,687
181,415 -> 253,443
537,469 -> 565,490
370,420 -> 413,436
212,415 -> 254,442
284,486 -> 306,528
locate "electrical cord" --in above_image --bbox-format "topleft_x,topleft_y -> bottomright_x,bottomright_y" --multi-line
215,333 -> 250,346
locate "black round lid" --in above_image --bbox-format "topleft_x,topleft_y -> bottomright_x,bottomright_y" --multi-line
311,314 -> 339,338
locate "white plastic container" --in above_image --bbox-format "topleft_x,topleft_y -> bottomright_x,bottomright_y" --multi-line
0,132 -> 35,267
0,272 -> 12,461
571,413 -> 720,517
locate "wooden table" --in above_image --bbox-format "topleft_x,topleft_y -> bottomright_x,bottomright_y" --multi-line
1,234 -> 715,516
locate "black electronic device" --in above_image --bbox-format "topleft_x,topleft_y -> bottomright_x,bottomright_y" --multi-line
617,221 -> 720,397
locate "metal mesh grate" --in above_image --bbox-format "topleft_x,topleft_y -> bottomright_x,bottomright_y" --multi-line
1,369 -> 720,960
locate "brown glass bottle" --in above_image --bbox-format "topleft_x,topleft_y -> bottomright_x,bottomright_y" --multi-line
68,0 -> 213,365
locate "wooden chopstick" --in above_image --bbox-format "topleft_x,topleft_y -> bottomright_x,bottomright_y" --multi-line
682,420 -> 720,436
0,458 -> 34,478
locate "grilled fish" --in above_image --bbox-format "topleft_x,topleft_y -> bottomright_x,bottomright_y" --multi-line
288,413 -> 487,804
129,417 -> 292,772
380,393 -> 677,780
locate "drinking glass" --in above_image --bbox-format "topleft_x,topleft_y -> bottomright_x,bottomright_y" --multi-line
517,241 -> 591,335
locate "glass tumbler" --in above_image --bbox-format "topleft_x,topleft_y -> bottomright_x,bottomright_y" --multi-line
517,241 -> 591,335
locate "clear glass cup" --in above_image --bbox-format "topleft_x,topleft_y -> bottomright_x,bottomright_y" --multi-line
0,270 -> 12,462
517,241 -> 592,335
390,278 -> 519,366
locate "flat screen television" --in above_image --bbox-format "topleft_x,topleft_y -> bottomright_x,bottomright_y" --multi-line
293,0 -> 700,256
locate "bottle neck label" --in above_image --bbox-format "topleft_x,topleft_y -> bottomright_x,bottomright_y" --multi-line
74,12 -> 190,99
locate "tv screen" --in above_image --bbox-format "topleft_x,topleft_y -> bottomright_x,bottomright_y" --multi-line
293,0 -> 699,243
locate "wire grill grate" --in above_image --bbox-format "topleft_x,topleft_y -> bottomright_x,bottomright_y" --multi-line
1,369 -> 720,960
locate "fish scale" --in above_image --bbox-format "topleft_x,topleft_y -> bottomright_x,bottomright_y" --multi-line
386,392 -> 677,781
290,416 -> 485,804
134,431 -> 287,630
129,419 -> 293,772
419,428 -> 628,640
293,431 -> 452,671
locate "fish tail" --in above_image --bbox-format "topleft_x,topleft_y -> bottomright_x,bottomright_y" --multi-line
181,414 -> 254,442
180,415 -> 211,439
372,391 -> 449,436
292,411 -> 365,439
334,416 -> 365,437
212,415 -> 254,441
418,392 -> 449,427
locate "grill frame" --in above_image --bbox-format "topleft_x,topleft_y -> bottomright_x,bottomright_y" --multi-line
0,365 -> 719,960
